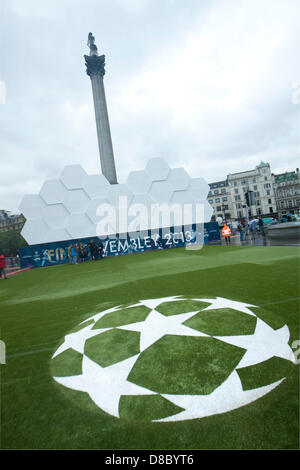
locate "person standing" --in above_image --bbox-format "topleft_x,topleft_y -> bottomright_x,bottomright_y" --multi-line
222,224 -> 231,246
98,239 -> 104,259
0,253 -> 7,279
238,220 -> 245,243
71,244 -> 78,264
67,244 -> 73,264
88,240 -> 97,260
258,217 -> 265,236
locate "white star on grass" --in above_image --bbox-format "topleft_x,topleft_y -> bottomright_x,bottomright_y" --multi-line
52,324 -> 110,358
199,297 -> 257,317
118,309 -> 208,351
54,354 -> 156,417
215,318 -> 296,368
155,370 -> 284,422
139,296 -> 182,310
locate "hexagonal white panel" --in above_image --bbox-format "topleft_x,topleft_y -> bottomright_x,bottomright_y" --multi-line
86,198 -> 110,224
21,219 -> 49,245
65,214 -> 95,239
63,189 -> 91,214
19,194 -> 47,220
60,165 -> 87,190
128,194 -> 155,236
145,158 -> 170,181
126,170 -> 152,195
19,159 -> 213,246
40,179 -> 67,205
106,184 -> 133,207
41,204 -> 70,229
148,181 -> 173,204
170,190 -> 193,205
44,228 -> 72,243
188,178 -> 210,201
83,174 -> 110,200
167,168 -> 190,191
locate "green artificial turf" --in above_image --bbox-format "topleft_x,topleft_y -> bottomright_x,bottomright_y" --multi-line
85,329 -> 140,367
0,245 -> 299,449
127,335 -> 245,395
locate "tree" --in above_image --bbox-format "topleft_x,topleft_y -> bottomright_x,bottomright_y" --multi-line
0,230 -> 28,256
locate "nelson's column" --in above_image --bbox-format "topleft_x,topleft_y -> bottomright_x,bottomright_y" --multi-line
84,33 -> 118,184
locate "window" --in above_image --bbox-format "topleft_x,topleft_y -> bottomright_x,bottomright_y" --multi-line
215,198 -> 220,203
268,198 -> 272,204
222,197 -> 227,202
214,190 -> 219,195
208,199 -> 213,204
234,181 -> 238,187
235,195 -> 241,201
264,176 -> 268,181
252,178 -> 256,183
234,188 -> 239,194
269,207 -> 273,213
224,205 -> 229,210
267,190 -> 270,195
288,200 -> 293,207
242,180 -> 248,185
216,206 -> 221,211
253,185 -> 257,190
257,208 -> 262,215
236,203 -> 242,209
256,200 -> 261,206
221,189 -> 226,194
296,199 -> 300,206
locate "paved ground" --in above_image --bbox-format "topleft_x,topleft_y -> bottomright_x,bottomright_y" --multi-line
220,231 -> 300,247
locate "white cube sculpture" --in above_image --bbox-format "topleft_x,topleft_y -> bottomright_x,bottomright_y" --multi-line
19,159 -> 213,245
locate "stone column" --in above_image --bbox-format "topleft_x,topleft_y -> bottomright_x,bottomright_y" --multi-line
84,51 -> 118,184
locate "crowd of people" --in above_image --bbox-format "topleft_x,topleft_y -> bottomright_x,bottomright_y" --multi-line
219,216 -> 267,245
67,239 -> 104,265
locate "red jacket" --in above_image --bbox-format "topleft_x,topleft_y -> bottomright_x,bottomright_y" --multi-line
0,255 -> 6,268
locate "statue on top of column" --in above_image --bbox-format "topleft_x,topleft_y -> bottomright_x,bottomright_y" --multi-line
87,32 -> 98,56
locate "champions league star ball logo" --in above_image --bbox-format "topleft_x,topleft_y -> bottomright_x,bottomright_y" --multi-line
51,296 -> 296,421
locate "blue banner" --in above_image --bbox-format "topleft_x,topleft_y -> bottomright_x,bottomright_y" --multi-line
19,223 -> 221,269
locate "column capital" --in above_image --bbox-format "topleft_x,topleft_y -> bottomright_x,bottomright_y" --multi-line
84,54 -> 106,77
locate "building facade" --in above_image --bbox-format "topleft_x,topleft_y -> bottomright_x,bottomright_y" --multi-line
272,169 -> 300,220
208,162 -> 278,221
207,180 -> 234,221
0,210 -> 25,233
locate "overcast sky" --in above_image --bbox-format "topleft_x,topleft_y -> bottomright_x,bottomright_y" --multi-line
1,0 -> 299,212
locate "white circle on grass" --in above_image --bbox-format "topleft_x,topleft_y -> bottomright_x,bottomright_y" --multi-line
52,296 -> 295,421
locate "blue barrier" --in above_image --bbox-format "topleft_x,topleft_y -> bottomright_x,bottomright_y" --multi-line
19,223 -> 221,269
